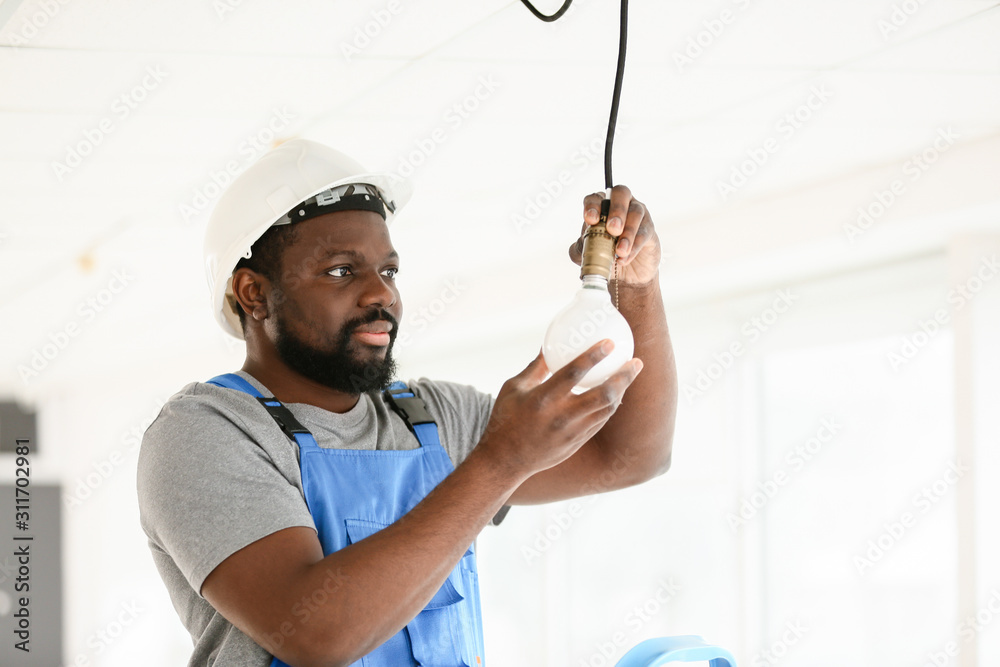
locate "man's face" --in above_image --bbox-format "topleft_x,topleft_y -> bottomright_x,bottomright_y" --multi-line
267,210 -> 402,394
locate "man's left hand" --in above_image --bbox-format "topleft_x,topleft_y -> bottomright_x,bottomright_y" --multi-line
569,184 -> 661,286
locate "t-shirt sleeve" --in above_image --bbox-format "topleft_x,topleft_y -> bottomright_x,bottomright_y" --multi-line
408,378 -> 494,469
137,389 -> 316,596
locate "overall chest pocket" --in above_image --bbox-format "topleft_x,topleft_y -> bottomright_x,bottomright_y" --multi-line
345,519 -> 475,667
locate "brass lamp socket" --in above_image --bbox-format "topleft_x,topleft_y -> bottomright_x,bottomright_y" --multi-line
580,199 -> 616,280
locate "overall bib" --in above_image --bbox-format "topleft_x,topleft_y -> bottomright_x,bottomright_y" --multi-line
206,374 -> 485,667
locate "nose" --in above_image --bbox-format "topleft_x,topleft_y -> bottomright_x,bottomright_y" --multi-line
358,270 -> 397,310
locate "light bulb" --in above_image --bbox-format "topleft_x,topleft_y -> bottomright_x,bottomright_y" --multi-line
542,275 -> 634,391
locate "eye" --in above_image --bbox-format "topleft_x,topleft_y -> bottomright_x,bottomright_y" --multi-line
327,266 -> 351,278
381,267 -> 399,279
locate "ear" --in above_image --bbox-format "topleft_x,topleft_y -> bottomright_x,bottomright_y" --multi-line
232,268 -> 271,322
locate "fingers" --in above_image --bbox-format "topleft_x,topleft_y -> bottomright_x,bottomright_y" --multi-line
583,192 -> 605,226
578,357 -> 643,413
557,353 -> 644,435
580,186 -> 651,262
615,199 -> 648,261
488,345 -> 643,476
622,216 -> 653,264
606,186 -> 648,263
545,339 -> 615,393
544,340 -> 643,400
605,184 -> 632,237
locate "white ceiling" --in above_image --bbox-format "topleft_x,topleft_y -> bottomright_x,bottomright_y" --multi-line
1,0 -> 999,400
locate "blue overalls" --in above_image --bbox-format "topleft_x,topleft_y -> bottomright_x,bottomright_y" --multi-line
206,374 -> 486,667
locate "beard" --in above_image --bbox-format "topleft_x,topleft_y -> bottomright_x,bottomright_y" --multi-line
274,307 -> 399,395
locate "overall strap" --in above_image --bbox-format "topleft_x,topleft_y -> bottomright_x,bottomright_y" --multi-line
383,381 -> 510,526
206,373 -> 317,450
382,381 -> 441,448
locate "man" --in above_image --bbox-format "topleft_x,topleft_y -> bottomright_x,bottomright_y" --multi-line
138,138 -> 676,667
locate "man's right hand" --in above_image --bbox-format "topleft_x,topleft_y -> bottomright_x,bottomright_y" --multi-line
475,340 -> 643,484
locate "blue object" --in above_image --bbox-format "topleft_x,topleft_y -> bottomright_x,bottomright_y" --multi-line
207,374 -> 485,667
614,635 -> 737,667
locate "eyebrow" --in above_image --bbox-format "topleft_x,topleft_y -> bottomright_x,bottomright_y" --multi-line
315,248 -> 399,263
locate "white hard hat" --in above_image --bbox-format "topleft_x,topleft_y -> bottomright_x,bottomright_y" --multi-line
204,138 -> 412,340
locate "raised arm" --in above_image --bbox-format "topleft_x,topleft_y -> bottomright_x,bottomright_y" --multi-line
508,185 -> 677,504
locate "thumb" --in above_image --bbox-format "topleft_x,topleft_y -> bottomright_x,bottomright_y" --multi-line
568,237 -> 583,266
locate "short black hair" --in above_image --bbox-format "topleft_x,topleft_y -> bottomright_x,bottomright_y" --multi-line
233,224 -> 300,332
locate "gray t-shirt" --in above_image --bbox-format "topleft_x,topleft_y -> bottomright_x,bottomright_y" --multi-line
137,371 -> 494,666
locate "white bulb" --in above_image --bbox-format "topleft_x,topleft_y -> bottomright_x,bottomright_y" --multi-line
542,275 -> 634,391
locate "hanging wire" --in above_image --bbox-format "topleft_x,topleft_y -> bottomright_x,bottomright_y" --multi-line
521,0 -> 629,301
519,0 -> 627,189
519,0 -> 574,22
604,0 -> 627,189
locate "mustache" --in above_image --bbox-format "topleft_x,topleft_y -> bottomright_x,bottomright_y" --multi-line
343,308 -> 399,335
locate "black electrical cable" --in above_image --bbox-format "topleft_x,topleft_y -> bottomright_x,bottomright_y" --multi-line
520,0 -> 628,190
603,0 -> 627,190
519,0 -> 573,22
